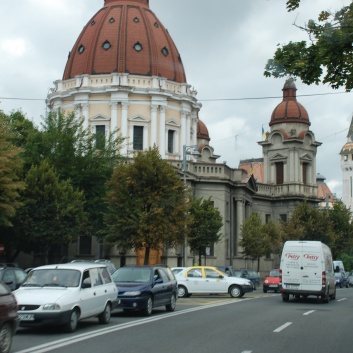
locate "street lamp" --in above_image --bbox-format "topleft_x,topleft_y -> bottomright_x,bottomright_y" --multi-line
182,144 -> 200,266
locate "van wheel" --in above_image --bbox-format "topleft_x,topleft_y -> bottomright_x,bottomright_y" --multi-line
0,322 -> 13,353
282,294 -> 289,302
98,303 -> 111,324
63,309 -> 79,333
330,288 -> 336,300
321,288 -> 330,303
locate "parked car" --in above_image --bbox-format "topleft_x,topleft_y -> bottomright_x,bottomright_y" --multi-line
334,271 -> 349,288
263,269 -> 281,293
347,271 -> 353,286
175,266 -> 253,298
233,269 -> 261,290
71,259 -> 117,274
14,262 -> 119,332
112,265 -> 178,316
216,266 -> 260,290
171,267 -> 188,276
0,279 -> 19,353
0,266 -> 27,291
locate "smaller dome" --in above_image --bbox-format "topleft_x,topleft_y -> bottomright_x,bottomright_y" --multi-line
270,80 -> 310,127
197,120 -> 210,141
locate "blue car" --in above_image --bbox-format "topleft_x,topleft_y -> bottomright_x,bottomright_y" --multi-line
111,265 -> 178,316
334,271 -> 349,288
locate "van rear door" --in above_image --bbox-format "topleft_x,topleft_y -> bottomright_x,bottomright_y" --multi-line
282,243 -> 322,291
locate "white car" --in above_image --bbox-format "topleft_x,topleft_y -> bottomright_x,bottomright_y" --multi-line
14,262 -> 119,332
175,266 -> 253,298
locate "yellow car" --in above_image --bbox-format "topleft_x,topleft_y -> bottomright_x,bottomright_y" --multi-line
175,266 -> 253,298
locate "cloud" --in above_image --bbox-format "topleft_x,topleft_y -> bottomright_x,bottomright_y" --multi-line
1,38 -> 27,57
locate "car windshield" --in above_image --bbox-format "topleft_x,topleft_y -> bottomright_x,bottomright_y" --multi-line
269,270 -> 280,277
112,268 -> 151,283
22,269 -> 81,287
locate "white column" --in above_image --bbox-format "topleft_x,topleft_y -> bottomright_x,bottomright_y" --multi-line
191,113 -> 198,146
82,103 -> 89,130
151,104 -> 158,147
159,105 -> 166,158
110,101 -> 118,135
186,112 -> 191,146
121,102 -> 128,156
180,111 -> 187,154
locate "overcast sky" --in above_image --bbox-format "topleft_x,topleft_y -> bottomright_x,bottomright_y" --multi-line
1,0 -> 351,199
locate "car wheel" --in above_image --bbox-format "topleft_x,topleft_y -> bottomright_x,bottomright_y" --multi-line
98,303 -> 111,324
229,285 -> 243,298
166,293 -> 176,312
263,288 -> 267,293
282,293 -> 289,302
63,308 -> 79,333
178,285 -> 188,298
0,323 -> 13,353
143,296 -> 153,316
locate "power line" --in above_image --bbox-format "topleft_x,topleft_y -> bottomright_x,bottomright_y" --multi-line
0,90 -> 350,104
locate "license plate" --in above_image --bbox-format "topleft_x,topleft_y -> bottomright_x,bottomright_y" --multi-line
19,314 -> 35,321
269,285 -> 277,287
286,284 -> 299,289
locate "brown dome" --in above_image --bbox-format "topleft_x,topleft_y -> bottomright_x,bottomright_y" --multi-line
270,80 -> 310,127
63,0 -> 186,83
197,119 -> 210,141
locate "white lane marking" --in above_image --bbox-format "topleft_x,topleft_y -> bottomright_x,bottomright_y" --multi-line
337,298 -> 347,302
241,351 -> 252,353
15,297 -> 254,353
273,322 -> 292,332
303,310 -> 316,316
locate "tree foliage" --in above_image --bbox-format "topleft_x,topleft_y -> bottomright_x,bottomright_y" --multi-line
16,161 -> 87,263
0,113 -> 24,227
239,213 -> 281,271
265,2 -> 353,91
103,147 -> 190,264
188,197 -> 223,265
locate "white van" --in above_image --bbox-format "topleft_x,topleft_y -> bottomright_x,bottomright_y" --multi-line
280,240 -> 336,303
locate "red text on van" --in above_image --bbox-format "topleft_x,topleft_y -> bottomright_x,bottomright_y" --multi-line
304,254 -> 319,261
285,253 -> 300,260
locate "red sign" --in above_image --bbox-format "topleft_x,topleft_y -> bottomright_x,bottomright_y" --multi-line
0,244 -> 4,254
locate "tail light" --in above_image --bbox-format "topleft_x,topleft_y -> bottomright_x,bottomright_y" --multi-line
279,269 -> 282,285
322,271 -> 326,285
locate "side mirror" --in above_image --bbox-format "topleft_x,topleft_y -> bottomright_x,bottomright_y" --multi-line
219,275 -> 224,279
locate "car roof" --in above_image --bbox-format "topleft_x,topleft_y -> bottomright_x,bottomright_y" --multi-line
32,263 -> 108,271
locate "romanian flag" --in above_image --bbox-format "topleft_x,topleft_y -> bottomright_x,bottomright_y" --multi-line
262,125 -> 266,140
250,162 -> 253,174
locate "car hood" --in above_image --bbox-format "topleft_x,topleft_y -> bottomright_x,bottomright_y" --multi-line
226,277 -> 252,286
115,282 -> 151,293
14,287 -> 76,304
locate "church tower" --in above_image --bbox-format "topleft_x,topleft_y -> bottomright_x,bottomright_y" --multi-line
259,79 -> 321,198
340,116 -> 353,209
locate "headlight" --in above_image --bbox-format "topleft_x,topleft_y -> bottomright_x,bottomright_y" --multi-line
264,280 -> 269,284
43,303 -> 60,310
123,291 -> 141,296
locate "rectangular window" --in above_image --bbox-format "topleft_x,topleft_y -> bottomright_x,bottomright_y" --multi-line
279,214 -> 287,222
95,125 -> 105,149
133,126 -> 143,150
265,214 -> 271,223
275,162 -> 284,185
79,236 -> 92,255
168,130 -> 174,153
302,163 -> 308,184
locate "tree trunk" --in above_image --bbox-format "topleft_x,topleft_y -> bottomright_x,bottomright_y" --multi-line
257,257 -> 260,272
144,247 -> 150,265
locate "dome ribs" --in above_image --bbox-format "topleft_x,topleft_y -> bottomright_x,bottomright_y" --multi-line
62,0 -> 186,83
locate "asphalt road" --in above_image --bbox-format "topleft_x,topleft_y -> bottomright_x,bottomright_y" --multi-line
12,287 -> 353,353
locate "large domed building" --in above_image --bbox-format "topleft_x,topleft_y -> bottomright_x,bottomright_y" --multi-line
46,0 -> 325,272
47,0 -> 206,161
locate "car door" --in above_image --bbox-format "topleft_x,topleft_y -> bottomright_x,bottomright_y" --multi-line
79,269 -> 101,318
204,268 -> 227,293
184,268 -> 205,293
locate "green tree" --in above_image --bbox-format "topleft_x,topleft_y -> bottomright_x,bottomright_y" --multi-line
264,2 -> 353,91
239,213 -> 281,271
16,161 -> 87,263
188,197 -> 223,265
103,147 -> 190,265
0,114 -> 24,227
323,200 -> 353,258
